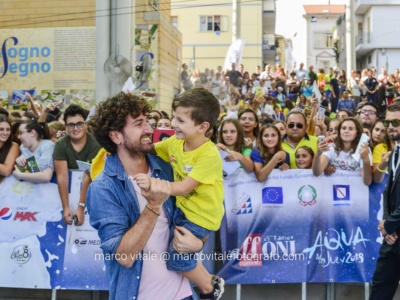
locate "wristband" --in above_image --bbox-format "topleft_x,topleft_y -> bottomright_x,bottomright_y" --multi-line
146,205 -> 160,216
377,166 -> 388,173
78,202 -> 86,208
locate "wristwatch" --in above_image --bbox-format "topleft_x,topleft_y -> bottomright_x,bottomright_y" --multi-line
78,203 -> 86,208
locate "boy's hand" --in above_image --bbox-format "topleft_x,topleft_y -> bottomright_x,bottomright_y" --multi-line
134,173 -> 151,192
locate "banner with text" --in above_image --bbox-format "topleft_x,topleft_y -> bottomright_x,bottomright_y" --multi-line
218,169 -> 384,283
0,172 -> 108,290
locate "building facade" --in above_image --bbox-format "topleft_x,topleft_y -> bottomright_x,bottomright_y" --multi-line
171,0 -> 276,73
303,5 -> 346,73
0,0 -> 181,113
354,1 -> 400,73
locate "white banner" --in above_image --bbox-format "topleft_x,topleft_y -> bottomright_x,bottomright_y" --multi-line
223,39 -> 246,71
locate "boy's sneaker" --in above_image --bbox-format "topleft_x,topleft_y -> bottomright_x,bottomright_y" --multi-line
199,275 -> 225,300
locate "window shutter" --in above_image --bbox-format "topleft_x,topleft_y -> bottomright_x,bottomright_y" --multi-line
221,16 -> 228,32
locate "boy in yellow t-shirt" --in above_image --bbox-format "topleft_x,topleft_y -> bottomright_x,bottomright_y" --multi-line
135,88 -> 225,300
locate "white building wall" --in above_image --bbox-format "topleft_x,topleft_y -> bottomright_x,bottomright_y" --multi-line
305,15 -> 339,71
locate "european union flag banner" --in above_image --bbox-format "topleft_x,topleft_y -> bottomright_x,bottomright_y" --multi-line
218,169 -> 384,283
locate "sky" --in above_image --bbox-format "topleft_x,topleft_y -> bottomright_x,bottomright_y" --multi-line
275,0 -> 347,66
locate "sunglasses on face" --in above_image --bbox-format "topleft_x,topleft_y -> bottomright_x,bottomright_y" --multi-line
287,122 -> 304,129
383,119 -> 400,128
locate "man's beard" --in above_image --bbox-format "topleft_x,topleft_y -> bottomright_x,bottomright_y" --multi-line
388,130 -> 400,142
123,135 -> 152,159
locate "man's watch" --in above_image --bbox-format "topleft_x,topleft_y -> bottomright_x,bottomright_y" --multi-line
78,203 -> 86,208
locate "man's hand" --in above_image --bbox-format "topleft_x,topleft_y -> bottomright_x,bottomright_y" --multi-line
385,232 -> 398,245
378,220 -> 387,236
134,173 -> 151,192
63,207 -> 74,225
172,226 -> 204,254
142,178 -> 171,210
74,206 -> 85,226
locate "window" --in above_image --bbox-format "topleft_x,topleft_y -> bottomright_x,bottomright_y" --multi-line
314,33 -> 333,49
200,16 -> 228,32
171,16 -> 178,28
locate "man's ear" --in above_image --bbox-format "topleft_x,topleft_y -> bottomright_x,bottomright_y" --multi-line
109,131 -> 122,145
198,121 -> 210,134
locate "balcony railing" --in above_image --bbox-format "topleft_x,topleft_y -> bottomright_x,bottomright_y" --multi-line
356,33 -> 372,46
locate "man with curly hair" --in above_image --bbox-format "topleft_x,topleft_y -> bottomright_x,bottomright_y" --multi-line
86,92 -> 203,300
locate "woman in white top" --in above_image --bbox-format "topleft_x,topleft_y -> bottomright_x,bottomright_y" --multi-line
312,117 -> 372,186
13,119 -> 55,183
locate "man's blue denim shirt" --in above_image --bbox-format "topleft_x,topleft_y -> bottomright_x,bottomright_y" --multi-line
87,153 -> 175,300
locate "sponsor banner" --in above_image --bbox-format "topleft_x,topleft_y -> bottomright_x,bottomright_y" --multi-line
218,169 -> 384,283
0,171 -> 108,290
223,38 -> 245,71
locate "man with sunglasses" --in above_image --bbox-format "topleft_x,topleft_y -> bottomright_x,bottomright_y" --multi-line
282,109 -> 318,168
53,104 -> 101,225
370,102 -> 400,300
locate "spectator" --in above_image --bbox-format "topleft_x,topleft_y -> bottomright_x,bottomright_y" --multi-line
156,117 -> 172,129
330,70 -> 340,115
226,63 -> 242,88
13,120 -> 54,183
327,118 -> 340,143
181,63 -> 193,91
338,70 -> 347,95
147,116 -> 157,129
149,109 -> 163,121
251,124 -> 290,182
273,120 -> 286,137
337,109 -> 355,119
352,77 -> 363,107
0,116 -> 19,183
238,109 -> 259,148
48,121 -> 66,143
364,70 -> 379,105
295,146 -> 314,169
313,117 -> 372,186
359,103 -> 378,131
337,90 -> 356,113
282,109 -> 318,169
295,62 -> 308,82
53,104 -> 101,225
308,65 -> 318,82
272,105 -> 285,121
370,119 -> 387,151
211,72 -> 223,98
217,118 -> 254,172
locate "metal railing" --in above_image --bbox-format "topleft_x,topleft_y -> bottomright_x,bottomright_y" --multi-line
356,33 -> 372,46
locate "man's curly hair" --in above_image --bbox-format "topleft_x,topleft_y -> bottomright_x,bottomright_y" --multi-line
89,92 -> 152,153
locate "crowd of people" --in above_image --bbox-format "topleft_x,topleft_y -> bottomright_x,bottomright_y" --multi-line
0,61 -> 400,299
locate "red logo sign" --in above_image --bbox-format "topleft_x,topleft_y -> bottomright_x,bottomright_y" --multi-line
239,234 -> 262,267
14,212 -> 37,221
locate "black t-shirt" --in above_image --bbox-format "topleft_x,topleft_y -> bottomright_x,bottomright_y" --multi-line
364,77 -> 378,93
330,78 -> 340,99
227,70 -> 242,87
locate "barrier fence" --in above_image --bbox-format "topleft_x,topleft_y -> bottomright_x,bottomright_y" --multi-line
0,169 -> 385,293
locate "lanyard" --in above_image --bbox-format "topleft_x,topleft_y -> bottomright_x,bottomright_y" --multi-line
392,144 -> 400,181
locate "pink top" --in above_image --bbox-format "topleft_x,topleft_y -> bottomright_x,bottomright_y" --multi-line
129,175 -> 192,300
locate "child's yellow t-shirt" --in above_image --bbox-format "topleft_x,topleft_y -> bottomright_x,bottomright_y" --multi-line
155,135 -> 224,231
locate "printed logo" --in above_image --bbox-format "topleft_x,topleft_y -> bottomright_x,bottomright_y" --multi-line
14,211 -> 37,221
231,193 -> 252,215
262,187 -> 283,204
298,185 -> 317,206
183,165 -> 193,174
239,234 -> 262,267
74,237 -> 100,247
11,245 -> 31,264
75,238 -> 88,247
0,207 -> 13,220
332,185 -> 351,205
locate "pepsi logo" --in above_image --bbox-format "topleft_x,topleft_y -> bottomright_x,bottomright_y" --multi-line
0,207 -> 12,220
